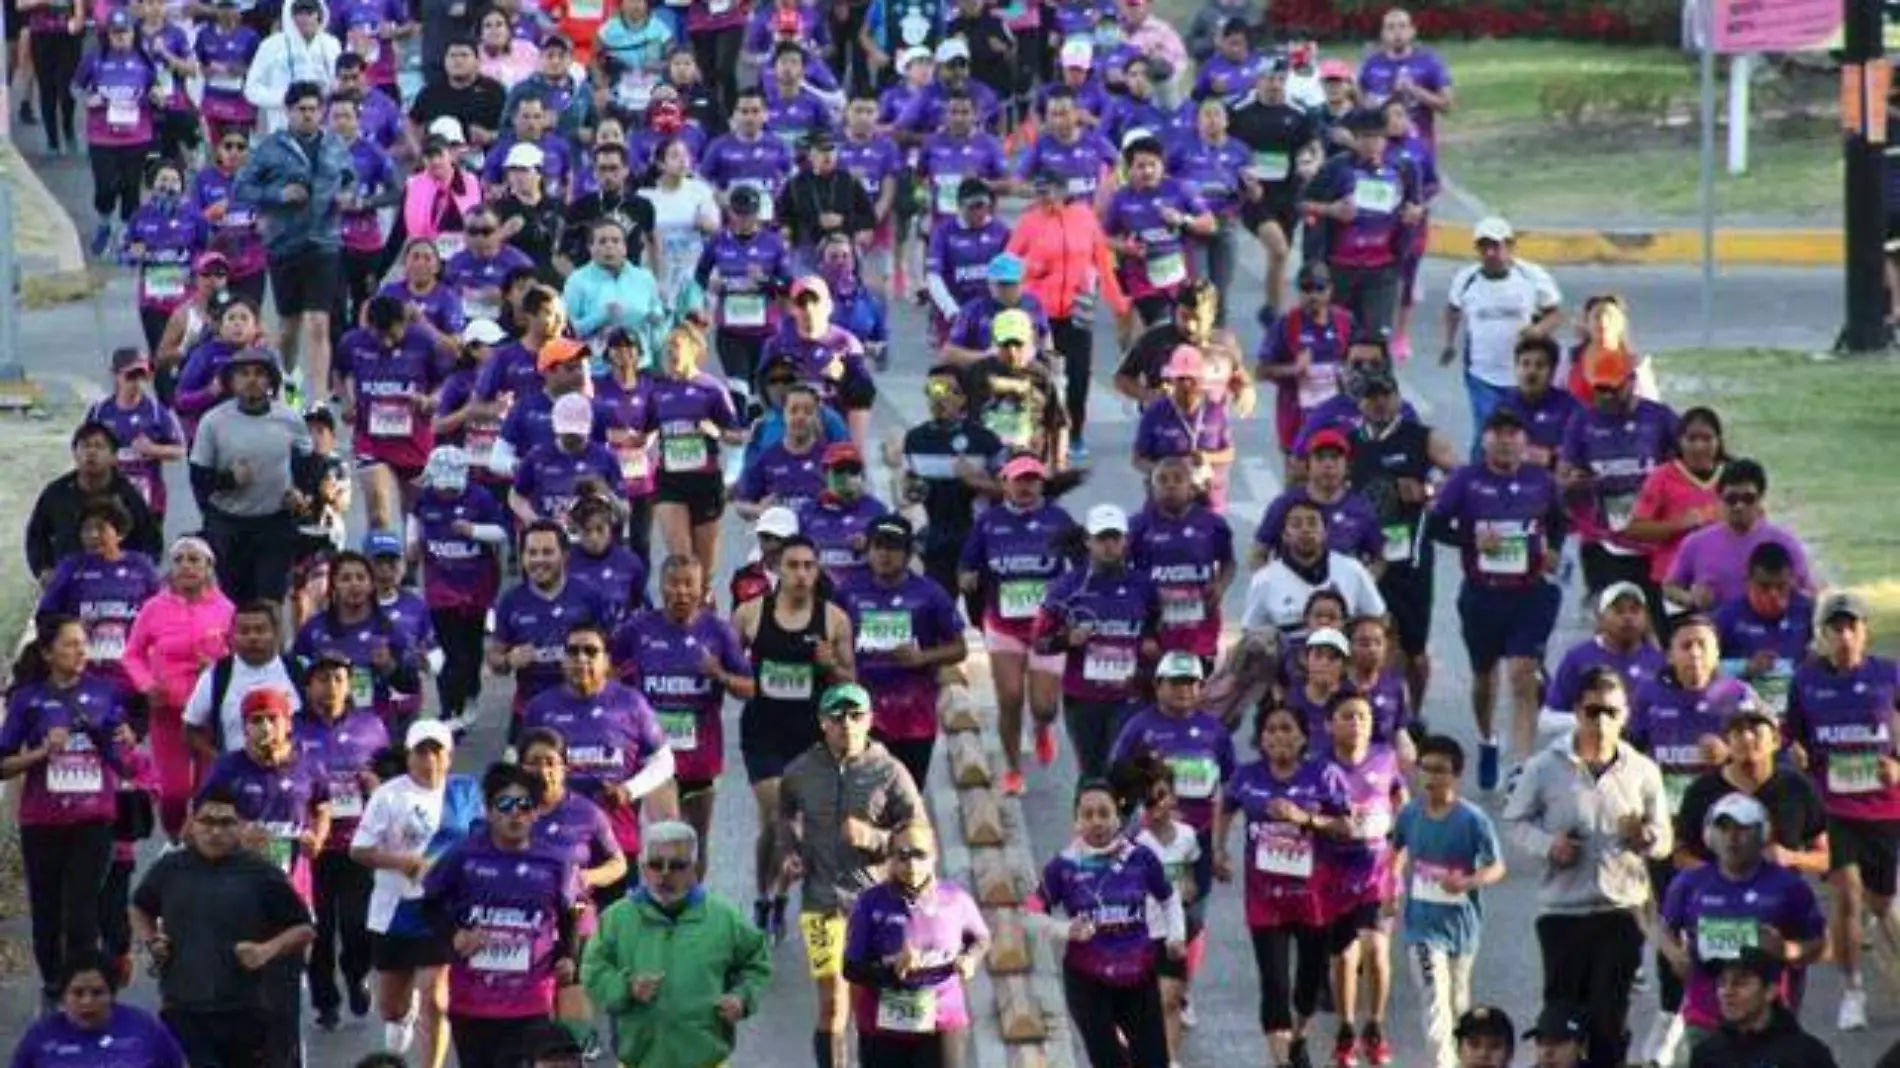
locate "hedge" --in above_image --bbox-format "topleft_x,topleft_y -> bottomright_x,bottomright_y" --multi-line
1267,0 -> 1683,45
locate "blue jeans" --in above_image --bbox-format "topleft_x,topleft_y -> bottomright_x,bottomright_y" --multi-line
1464,372 -> 1510,459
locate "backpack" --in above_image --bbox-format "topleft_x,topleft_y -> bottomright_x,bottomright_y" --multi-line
207,653 -> 303,754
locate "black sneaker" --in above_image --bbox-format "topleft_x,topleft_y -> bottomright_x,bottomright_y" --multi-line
348,978 -> 372,1017
1332,1023 -> 1358,1068
753,896 -> 771,933
17,99 -> 36,126
1289,1035 -> 1313,1068
315,1006 -> 341,1031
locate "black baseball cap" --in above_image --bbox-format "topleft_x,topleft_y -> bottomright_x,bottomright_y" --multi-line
1524,1003 -> 1588,1044
868,515 -> 913,545
1482,407 -> 1528,433
1455,1006 -> 1516,1050
729,185 -> 762,216
1342,106 -> 1387,133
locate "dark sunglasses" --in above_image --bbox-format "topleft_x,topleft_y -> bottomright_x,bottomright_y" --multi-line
825,707 -> 871,721
467,226 -> 497,236
565,644 -> 606,658
644,857 -> 693,872
893,847 -> 931,861
201,266 -> 230,277
1723,492 -> 1759,506
493,794 -> 535,815
1581,703 -> 1624,719
1298,281 -> 1329,294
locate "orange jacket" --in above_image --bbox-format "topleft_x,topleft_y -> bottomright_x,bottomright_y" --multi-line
1007,203 -> 1131,321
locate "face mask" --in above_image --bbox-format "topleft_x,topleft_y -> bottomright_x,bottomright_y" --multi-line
826,471 -> 861,495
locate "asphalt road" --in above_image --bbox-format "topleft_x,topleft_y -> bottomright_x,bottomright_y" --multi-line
4,121 -> 1893,1067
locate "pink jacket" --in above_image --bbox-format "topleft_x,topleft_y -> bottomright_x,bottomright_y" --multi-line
123,586 -> 237,711
403,170 -> 483,244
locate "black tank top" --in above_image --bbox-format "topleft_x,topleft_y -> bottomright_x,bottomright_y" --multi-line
746,590 -> 827,748
1350,419 -> 1436,571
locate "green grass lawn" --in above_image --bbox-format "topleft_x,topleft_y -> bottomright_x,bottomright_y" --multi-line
1659,349 -> 1900,650
1432,39 -> 1693,129
0,413 -> 80,655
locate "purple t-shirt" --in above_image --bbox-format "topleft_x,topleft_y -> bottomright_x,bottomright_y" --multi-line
1018,130 -> 1118,200
917,132 -> 1008,223
291,610 -> 419,723
474,341 -> 546,403
10,1004 -> 186,1068
1356,47 -> 1453,144
1660,862 -> 1824,1029
845,880 -> 989,1034
959,502 -> 1077,638
422,834 -> 579,1019
1225,759 -> 1345,929
292,709 -> 390,851
446,246 -> 537,324
591,372 -> 657,500
1133,396 -> 1232,465
414,484 -> 507,612
736,440 -> 827,514
195,24 -> 261,124
1108,707 -> 1236,831
0,676 -> 132,826
1429,461 -> 1560,586
1713,593 -> 1813,716
521,681 -> 668,853
198,748 -> 332,876
512,441 -> 624,526
926,219 -> 1011,307
569,544 -> 648,624
85,393 -> 184,515
1037,839 -> 1173,985
377,279 -> 467,341
1038,566 -> 1159,703
491,578 -> 618,709
36,551 -> 163,687
1784,655 -> 1900,821
1559,399 -> 1679,547
837,572 -> 964,741
1666,521 -> 1811,607
613,609 -> 750,783
797,495 -> 891,586
76,49 -> 157,148
1316,744 -> 1403,911
1629,672 -> 1765,809
340,324 -> 446,470
637,372 -> 740,477
1543,636 -> 1667,716
1290,392 -> 1419,457
762,82 -> 834,153
1255,486 -> 1385,562
700,132 -> 795,218
697,228 -> 793,335
1496,386 -> 1584,458
838,134 -> 904,202
1166,135 -> 1250,218
1127,502 -> 1234,659
1105,179 -> 1208,299
191,163 -> 266,278
126,202 -> 205,312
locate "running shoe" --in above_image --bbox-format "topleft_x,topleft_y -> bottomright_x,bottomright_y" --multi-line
769,894 -> 790,944
1068,439 -> 1090,463
753,897 -> 771,933
1360,1022 -> 1391,1066
1000,768 -> 1026,796
1477,739 -> 1500,792
18,99 -> 37,126
89,222 -> 114,258
1838,986 -> 1868,1031
1034,723 -> 1058,767
1332,1024 -> 1358,1068
349,978 -> 372,1017
1288,1036 -> 1313,1068
1178,994 -> 1197,1029
315,1006 -> 341,1031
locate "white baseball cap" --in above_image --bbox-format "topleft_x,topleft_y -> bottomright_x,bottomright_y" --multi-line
1597,580 -> 1648,614
1156,651 -> 1205,681
405,718 -> 456,751
1305,627 -> 1350,657
504,142 -> 546,170
1706,792 -> 1768,829
551,393 -> 593,436
934,37 -> 971,63
897,45 -> 932,69
460,319 -> 506,346
1473,216 -> 1515,243
757,506 -> 800,539
1085,503 -> 1128,536
1059,39 -> 1094,68
427,116 -> 466,144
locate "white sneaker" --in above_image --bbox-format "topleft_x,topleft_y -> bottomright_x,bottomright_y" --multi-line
1837,986 -> 1868,1032
1179,996 -> 1197,1029
1646,1012 -> 1685,1067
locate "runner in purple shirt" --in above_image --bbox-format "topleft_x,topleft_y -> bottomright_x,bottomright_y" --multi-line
1132,347 -> 1236,512
1299,107 -> 1421,340
0,620 -> 137,842
922,184 -> 1010,347
1559,355 -> 1678,590
1663,460 -> 1812,612
696,190 -> 795,393
87,351 -> 186,519
1713,542 -> 1813,718
198,687 -> 333,900
446,222 -> 538,326
35,508 -> 163,694
76,14 -> 159,247
761,44 -> 835,153
487,522 -> 620,719
1127,460 -> 1236,662
1628,616 -> 1765,815
1193,19 -> 1267,106
1035,45 -> 1113,122
10,977 -> 187,1068
519,728 -> 627,919
414,447 -> 509,727
734,391 -> 828,517
291,553 -> 427,736
1018,90 -> 1120,203
1254,429 -> 1384,566
1109,652 -> 1236,853
1168,100 -> 1251,298
915,95 -> 1008,227
1542,582 -> 1667,739
1105,136 -> 1216,324
796,442 -> 889,586
568,498 -> 649,624
1356,9 -> 1454,146
509,394 -> 624,530
194,7 -> 262,139
701,89 -> 796,225
123,160 -> 207,349
190,144 -> 269,306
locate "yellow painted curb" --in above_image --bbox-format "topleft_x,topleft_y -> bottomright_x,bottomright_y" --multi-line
1428,219 -> 1842,268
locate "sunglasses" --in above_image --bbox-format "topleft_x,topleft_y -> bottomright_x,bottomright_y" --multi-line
766,376 -> 799,387
202,267 -> 230,277
1298,282 -> 1329,294
467,227 -> 497,236
1581,703 -> 1624,719
493,794 -> 535,815
893,847 -> 932,861
826,708 -> 871,721
565,644 -> 606,658
1723,493 -> 1759,506
644,857 -> 693,873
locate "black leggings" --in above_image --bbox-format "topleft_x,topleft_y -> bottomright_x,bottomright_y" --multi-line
860,1030 -> 961,1068
21,821 -> 114,997
1052,315 -> 1092,442
717,330 -> 765,400
1536,909 -> 1643,1068
140,306 -> 171,356
449,1013 -> 542,1068
1648,859 -> 1685,1015
431,607 -> 487,719
309,850 -> 374,1015
691,26 -> 745,114
626,492 -> 654,578
1062,963 -> 1169,1068
31,31 -> 80,150
90,142 -> 149,223
340,247 -> 384,338
1250,924 -> 1329,1032
99,857 -> 134,960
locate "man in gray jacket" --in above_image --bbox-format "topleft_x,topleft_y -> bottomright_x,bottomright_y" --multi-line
188,347 -> 314,606
234,79 -> 354,409
778,682 -> 924,1068
1502,663 -> 1671,1068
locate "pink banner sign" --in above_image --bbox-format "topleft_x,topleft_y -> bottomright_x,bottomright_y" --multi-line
1712,0 -> 1841,53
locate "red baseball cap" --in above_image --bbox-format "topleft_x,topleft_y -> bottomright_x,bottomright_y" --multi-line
1307,428 -> 1352,457
240,687 -> 294,720
823,442 -> 865,468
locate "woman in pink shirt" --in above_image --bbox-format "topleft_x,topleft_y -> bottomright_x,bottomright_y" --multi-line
1625,407 -> 1726,605
121,536 -> 235,839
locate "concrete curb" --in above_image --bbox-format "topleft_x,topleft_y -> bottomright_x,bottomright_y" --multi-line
1427,216 -> 1840,268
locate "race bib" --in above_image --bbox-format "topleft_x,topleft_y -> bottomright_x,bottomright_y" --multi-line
876,988 -> 937,1033
1349,804 -> 1391,842
983,407 -> 1031,448
663,433 -> 709,473
1476,521 -> 1530,576
207,69 -> 244,93
1409,862 -> 1466,907
329,777 -> 365,819
433,233 -> 466,262
857,610 -> 912,653
369,401 -> 414,438
266,833 -> 296,872
1827,752 -> 1883,795
46,752 -> 104,795
1065,175 -> 1094,198
1296,361 -> 1339,410
618,442 -> 651,482
1663,772 -> 1692,812
1603,491 -> 1636,532
1159,588 -> 1205,627
1168,754 -> 1218,800
933,176 -> 962,215
145,264 -> 187,301
465,426 -> 498,467
1381,522 -> 1413,563
1254,832 -> 1313,878
997,579 -> 1045,621
87,622 -> 128,662
350,666 -> 375,707
1146,250 -> 1187,289
471,932 -> 531,973
569,0 -> 604,17
462,295 -> 502,322
1695,916 -> 1758,962
1250,150 -> 1290,181
106,97 -> 140,130
615,71 -> 656,111
708,0 -> 733,12
1081,646 -> 1137,685
760,660 -> 814,701
725,292 -> 767,328
659,711 -> 698,752
1352,177 -> 1399,214
1752,667 -> 1792,717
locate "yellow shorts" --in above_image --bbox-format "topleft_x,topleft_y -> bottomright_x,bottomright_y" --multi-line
800,911 -> 846,981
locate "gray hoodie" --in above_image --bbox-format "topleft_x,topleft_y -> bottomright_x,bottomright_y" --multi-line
1502,731 -> 1673,915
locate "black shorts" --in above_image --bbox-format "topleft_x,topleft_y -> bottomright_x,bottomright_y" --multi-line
1827,814 -> 1900,897
269,247 -> 342,318
1326,902 -> 1384,954
372,931 -> 457,972
1457,581 -> 1561,672
741,740 -> 806,784
1379,562 -> 1434,658
836,369 -> 877,412
740,704 -> 820,784
1152,938 -> 1187,981
1241,192 -> 1299,241
655,470 -> 726,526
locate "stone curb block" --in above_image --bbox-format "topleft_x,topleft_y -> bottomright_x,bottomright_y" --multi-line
1428,218 -> 1839,268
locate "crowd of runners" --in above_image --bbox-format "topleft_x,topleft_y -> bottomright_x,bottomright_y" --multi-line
1,0 -> 1898,1066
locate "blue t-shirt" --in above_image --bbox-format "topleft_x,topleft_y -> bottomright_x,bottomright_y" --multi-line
1392,797 -> 1500,955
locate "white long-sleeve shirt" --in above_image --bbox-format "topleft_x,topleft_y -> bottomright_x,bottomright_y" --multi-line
1240,552 -> 1387,635
244,24 -> 342,133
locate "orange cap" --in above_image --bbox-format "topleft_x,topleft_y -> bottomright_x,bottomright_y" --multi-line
1581,346 -> 1633,390
537,337 -> 587,372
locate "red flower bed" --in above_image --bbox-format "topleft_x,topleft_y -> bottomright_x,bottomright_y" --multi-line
1268,0 -> 1679,45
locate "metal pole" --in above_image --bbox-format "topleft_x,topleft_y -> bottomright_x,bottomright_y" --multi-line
0,179 -> 15,366
1727,54 -> 1751,175
1699,0 -> 1716,348
1842,0 -> 1890,353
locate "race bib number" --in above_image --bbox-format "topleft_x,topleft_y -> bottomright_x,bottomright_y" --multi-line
1296,362 -> 1339,411
1349,804 -> 1391,842
857,610 -> 912,653
1752,667 -> 1792,716
876,988 -> 937,1033
1168,754 -> 1219,800
663,433 -> 709,473
659,711 -> 698,752
1159,588 -> 1205,627
462,295 -> 502,322
761,660 -> 814,701
106,98 -> 140,129
1352,177 -> 1399,214
725,292 -> 767,328
1827,752 -> 1883,795
145,264 -> 187,300
1065,175 -> 1094,198
708,0 -> 733,12
1476,521 -> 1530,576
471,932 -> 531,973
329,777 -> 365,819
433,233 -> 466,262
266,834 -> 296,872
1603,491 -> 1637,532
615,71 -> 656,111
369,401 -> 414,438
1381,522 -> 1413,563
618,442 -> 651,482
1250,150 -> 1290,181
933,177 -> 962,215
997,579 -> 1045,621
1254,832 -> 1313,879
1146,250 -> 1186,289
207,69 -> 244,93
983,407 -> 1031,448
1695,916 -> 1758,962
350,667 -> 375,707
569,0 -> 604,17
46,752 -> 104,795
1082,646 -> 1137,685
87,622 -> 128,662
1409,862 -> 1466,907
